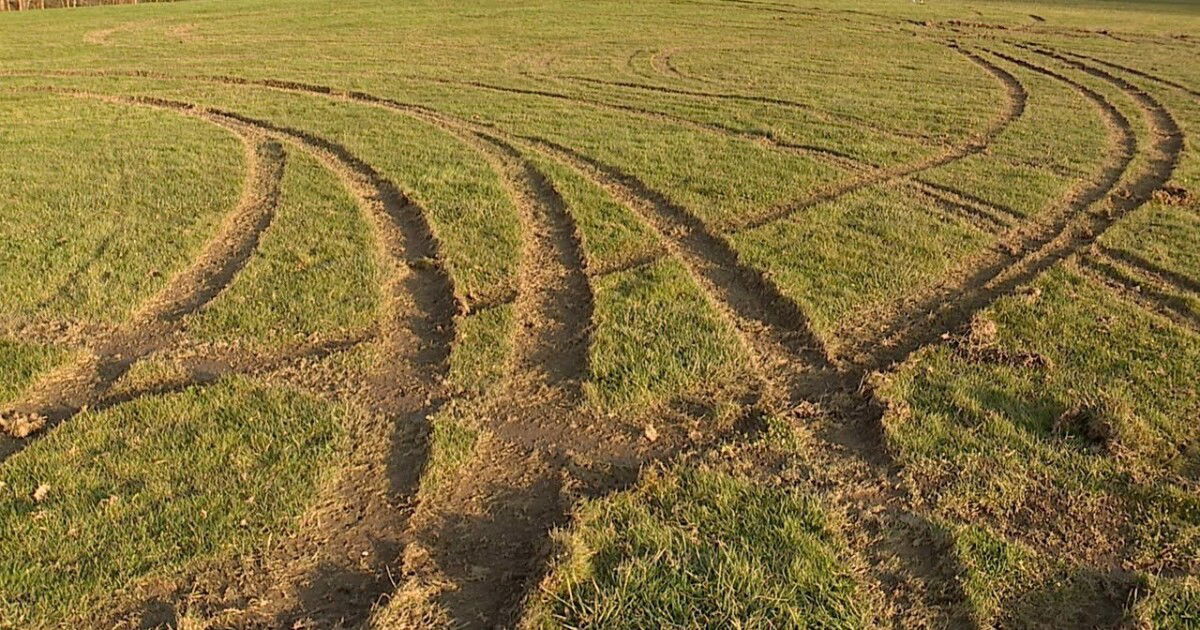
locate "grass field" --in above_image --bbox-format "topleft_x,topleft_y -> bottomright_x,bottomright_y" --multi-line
1,0 -> 1199,627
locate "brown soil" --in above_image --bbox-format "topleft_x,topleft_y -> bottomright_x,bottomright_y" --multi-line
1,26 -> 1189,627
836,44 -> 1183,373
0,135 -> 285,457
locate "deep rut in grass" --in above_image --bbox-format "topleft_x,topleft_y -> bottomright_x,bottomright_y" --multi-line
463,132 -> 593,392
836,45 -> 1180,373
385,128 -> 606,629
152,100 -> 457,629
519,134 -> 838,401
1,23 -> 1192,627
0,89 -> 460,629
510,130 -> 980,624
0,133 -> 285,450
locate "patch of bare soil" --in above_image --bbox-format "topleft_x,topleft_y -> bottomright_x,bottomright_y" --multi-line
1153,185 -> 1193,206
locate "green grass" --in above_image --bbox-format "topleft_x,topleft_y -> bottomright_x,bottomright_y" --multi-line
585,260 -> 748,412
1136,576 -> 1200,629
880,266 -> 1200,617
523,466 -> 866,629
418,404 -> 481,497
449,304 -> 515,395
189,150 -> 380,347
1,0 -> 1200,625
0,342 -> 67,404
529,151 -> 662,274
0,376 -> 345,628
733,184 -> 985,344
0,91 -> 243,324
948,523 -> 1138,628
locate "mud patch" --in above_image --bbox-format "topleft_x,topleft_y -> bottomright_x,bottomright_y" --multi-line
1053,404 -> 1115,450
1152,185 -> 1193,207
951,316 -> 1051,369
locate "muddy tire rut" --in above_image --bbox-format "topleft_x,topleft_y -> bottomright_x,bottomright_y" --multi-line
0,133 -> 285,454
0,25 -> 1191,627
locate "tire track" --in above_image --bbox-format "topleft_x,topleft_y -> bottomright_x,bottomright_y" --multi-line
1076,251 -> 1200,333
557,74 -> 942,146
0,58 -> 1025,625
649,47 -> 714,85
0,44 -> 1145,625
427,74 -> 868,167
767,47 -> 1185,624
446,130 -> 593,394
4,63 -> 1024,246
1056,50 -> 1200,101
136,142 -> 286,324
153,98 -> 459,629
844,47 -> 1183,373
47,80 -> 596,629
725,45 -> 1028,233
15,75 -> 594,393
912,177 -> 1027,224
386,130 -> 601,629
15,89 -> 461,629
509,116 -> 980,628
516,133 -> 838,405
1097,244 -> 1200,295
150,95 -> 459,403
0,133 -> 285,444
910,181 -> 1015,234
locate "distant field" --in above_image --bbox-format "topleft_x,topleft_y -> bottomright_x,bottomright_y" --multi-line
0,0 -> 1198,627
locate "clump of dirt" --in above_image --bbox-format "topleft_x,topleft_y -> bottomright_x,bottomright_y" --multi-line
0,412 -> 47,438
943,19 -> 1010,31
952,316 -> 1051,369
1152,185 -> 1193,206
1054,405 -> 1116,449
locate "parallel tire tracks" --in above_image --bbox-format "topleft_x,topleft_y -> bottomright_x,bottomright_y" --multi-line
4,89 -> 461,629
0,133 -> 285,446
0,28 -> 1190,627
841,46 -> 1184,373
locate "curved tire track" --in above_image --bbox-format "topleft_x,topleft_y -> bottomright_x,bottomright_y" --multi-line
837,49 -> 1139,371
1056,49 -> 1200,101
12,89 -> 461,629
476,131 -> 595,389
556,74 -> 943,146
1,33 -> 1181,626
517,134 -> 838,404
726,45 -> 1028,233
0,132 -> 285,447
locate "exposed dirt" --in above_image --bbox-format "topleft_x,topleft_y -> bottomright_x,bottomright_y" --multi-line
0,134 -> 284,458
1153,184 -> 1194,206
2,21 -> 1192,627
467,131 -> 593,393
836,45 -> 1168,373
